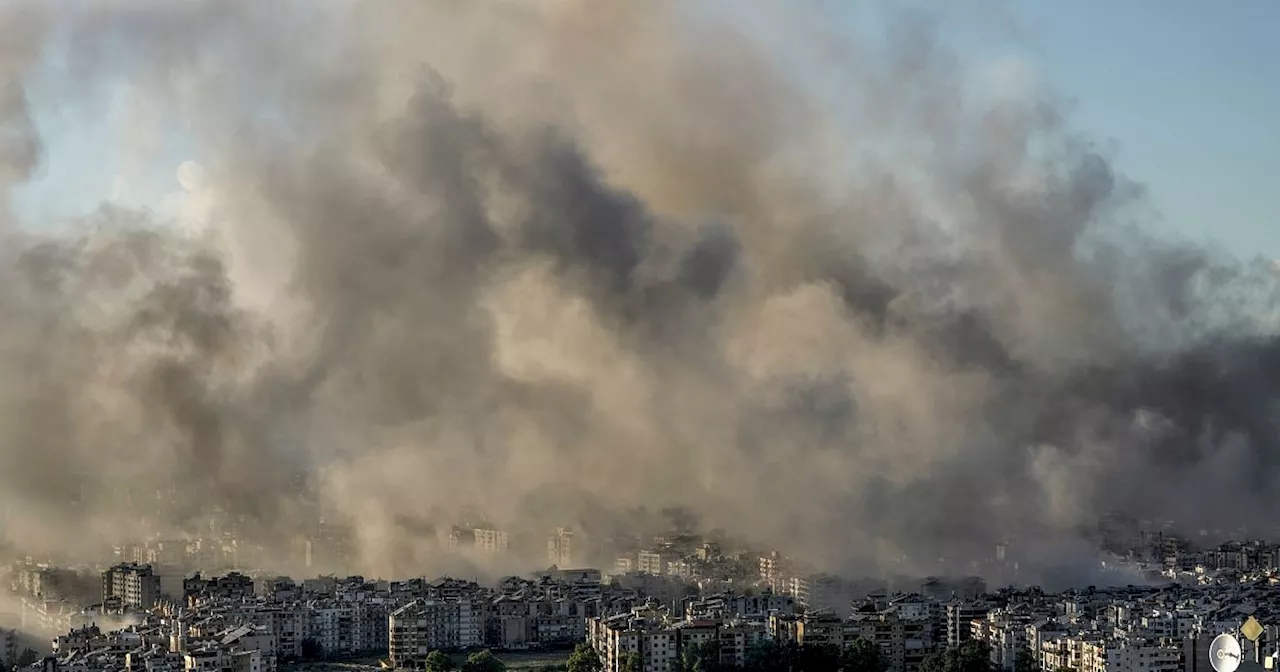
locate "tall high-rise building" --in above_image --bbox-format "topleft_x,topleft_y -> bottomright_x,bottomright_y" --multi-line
102,562 -> 162,609
548,527 -> 574,568
473,528 -> 508,555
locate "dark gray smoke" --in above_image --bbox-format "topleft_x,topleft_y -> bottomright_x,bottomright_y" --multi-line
0,0 -> 1276,583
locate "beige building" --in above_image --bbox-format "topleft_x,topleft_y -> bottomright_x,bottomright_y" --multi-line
1039,635 -> 1180,672
588,613 -> 765,672
758,553 -> 783,587
388,600 -> 484,668
716,622 -> 770,668
848,610 -> 937,672
772,606 -> 938,672
637,550 -> 679,576
102,563 -> 162,610
548,528 -> 574,568
970,605 -> 1045,672
185,648 -> 228,672
790,574 -> 859,618
473,529 -> 508,555
589,613 -> 675,672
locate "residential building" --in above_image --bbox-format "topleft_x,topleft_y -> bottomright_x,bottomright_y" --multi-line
1,627 -> 15,669
474,529 -> 508,556
947,602 -> 990,647
638,550 -> 679,576
548,528 -> 574,568
388,599 -> 484,667
103,563 -> 162,610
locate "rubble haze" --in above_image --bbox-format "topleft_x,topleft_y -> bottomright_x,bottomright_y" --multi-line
0,0 -> 1277,584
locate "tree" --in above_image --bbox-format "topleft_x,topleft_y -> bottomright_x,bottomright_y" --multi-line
797,643 -> 842,671
17,649 -> 39,667
1014,646 -> 1036,672
745,640 -> 854,672
425,650 -> 458,672
567,643 -> 603,672
843,636 -> 887,672
743,641 -> 799,672
959,640 -> 994,672
619,653 -> 642,672
681,641 -> 721,672
922,649 -> 950,672
922,641 -> 992,672
299,637 -> 323,661
461,650 -> 506,672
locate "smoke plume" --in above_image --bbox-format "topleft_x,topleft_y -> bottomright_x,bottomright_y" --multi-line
0,0 -> 1276,584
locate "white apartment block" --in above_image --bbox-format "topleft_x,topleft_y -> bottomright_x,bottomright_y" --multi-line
308,603 -> 355,654
588,614 -> 767,672
758,553 -> 782,586
970,606 -> 1044,672
247,606 -> 305,660
388,600 -> 484,668
184,648 -> 262,672
588,615 -> 678,672
717,623 -> 770,668
473,529 -> 508,555
458,601 -> 483,649
637,550 -> 678,576
184,648 -> 226,672
218,625 -> 278,672
1039,635 -> 1180,672
548,528 -> 573,567
947,603 -> 990,647
125,650 -> 185,672
231,650 -> 263,672
790,574 -> 858,618
298,597 -> 388,657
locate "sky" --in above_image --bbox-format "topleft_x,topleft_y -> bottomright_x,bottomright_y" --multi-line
8,0 -> 1279,259
1012,0 -> 1280,260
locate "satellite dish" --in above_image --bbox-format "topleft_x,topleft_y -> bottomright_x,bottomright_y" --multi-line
1211,633 -> 1243,672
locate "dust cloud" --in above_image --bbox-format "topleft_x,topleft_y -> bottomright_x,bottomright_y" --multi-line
0,0 -> 1276,584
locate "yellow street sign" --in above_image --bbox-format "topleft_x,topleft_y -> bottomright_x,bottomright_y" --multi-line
1242,617 -> 1264,643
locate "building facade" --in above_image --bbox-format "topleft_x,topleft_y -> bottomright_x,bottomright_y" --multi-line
102,563 -> 162,610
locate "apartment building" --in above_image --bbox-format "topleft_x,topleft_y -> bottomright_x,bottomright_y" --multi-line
388,600 -> 484,667
473,529 -> 509,555
637,550 -> 679,576
791,574 -> 859,618
184,572 -> 255,605
770,601 -> 941,672
1039,634 -> 1181,672
971,605 -> 1048,672
548,528 -> 574,568
587,613 -> 679,672
947,602 -> 990,647
847,610 -> 938,672
102,563 -> 162,610
1,627 -> 15,669
716,622 -> 770,668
